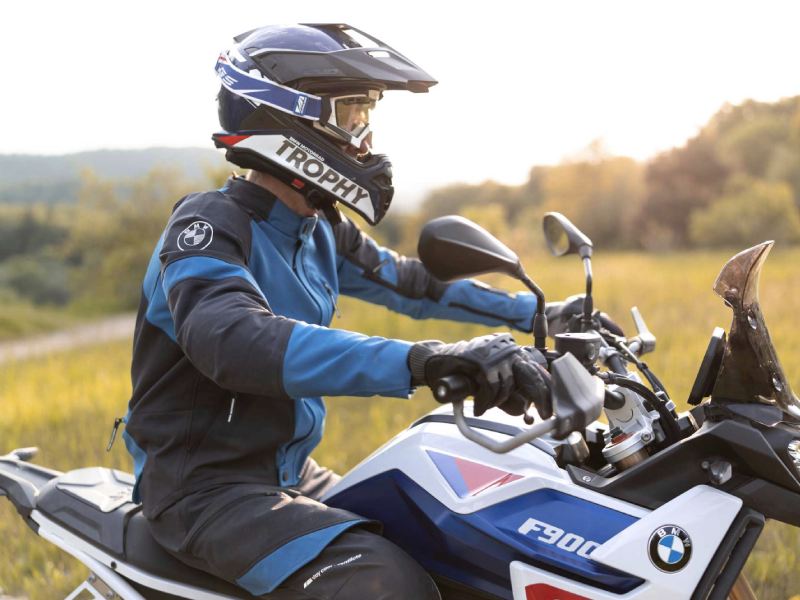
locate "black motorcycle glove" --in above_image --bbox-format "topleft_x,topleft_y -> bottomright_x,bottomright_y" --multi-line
408,333 -> 552,418
545,294 -> 624,337
506,346 -> 553,419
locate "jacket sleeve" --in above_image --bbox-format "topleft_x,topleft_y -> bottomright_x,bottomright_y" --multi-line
160,194 -> 413,400
334,217 -> 537,332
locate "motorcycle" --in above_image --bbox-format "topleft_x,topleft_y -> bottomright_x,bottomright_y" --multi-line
2,212 -> 799,600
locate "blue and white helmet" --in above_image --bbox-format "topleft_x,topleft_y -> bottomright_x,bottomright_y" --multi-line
213,24 -> 437,225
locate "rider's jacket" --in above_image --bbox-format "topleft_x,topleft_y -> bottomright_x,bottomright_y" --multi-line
125,176 -> 537,519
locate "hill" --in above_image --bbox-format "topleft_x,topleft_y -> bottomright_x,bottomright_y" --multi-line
0,147 -> 228,203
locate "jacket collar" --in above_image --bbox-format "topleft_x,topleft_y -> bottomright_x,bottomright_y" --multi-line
220,176 -> 317,237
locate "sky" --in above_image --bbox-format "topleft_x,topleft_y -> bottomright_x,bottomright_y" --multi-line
2,0 -> 799,203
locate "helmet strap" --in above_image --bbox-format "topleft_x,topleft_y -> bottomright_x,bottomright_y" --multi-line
307,189 -> 343,225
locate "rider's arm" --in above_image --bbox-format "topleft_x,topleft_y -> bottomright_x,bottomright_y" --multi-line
334,217 -> 536,332
160,195 -> 413,399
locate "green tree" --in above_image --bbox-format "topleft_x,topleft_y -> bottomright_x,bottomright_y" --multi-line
640,132 -> 728,248
0,255 -> 70,305
461,203 -> 509,240
688,178 -> 800,248
718,113 -> 789,178
67,168 -> 193,311
638,97 -> 800,249
766,146 -> 800,205
0,205 -> 69,261
419,180 -> 528,223
540,153 -> 644,249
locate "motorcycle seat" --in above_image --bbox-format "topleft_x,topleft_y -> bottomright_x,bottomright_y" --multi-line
36,467 -> 253,598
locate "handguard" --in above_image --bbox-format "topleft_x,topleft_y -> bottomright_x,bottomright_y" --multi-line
442,353 -> 604,453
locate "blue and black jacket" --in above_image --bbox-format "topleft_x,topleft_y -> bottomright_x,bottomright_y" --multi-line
125,176 -> 536,520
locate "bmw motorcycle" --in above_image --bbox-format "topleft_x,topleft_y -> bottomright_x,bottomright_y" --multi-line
2,212 -> 799,600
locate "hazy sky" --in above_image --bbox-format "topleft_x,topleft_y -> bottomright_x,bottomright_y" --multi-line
3,0 -> 799,201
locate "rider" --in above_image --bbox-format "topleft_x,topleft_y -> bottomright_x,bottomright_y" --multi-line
123,24 -> 618,599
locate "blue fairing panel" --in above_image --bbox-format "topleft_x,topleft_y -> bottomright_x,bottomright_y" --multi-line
325,470 -> 643,599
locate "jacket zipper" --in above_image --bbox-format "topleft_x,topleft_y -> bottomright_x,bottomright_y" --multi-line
282,399 -> 319,486
292,239 -> 302,274
323,282 -> 341,319
293,232 -> 330,325
227,394 -> 237,423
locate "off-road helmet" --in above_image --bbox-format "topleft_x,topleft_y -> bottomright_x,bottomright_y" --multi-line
214,24 -> 437,225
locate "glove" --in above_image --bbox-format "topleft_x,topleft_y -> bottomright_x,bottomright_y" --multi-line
545,294 -> 624,337
408,333 -> 552,418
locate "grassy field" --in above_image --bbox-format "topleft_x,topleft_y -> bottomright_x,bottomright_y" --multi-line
0,299 -> 77,342
2,246 -> 800,598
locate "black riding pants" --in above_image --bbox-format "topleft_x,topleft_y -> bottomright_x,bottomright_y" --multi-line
147,458 -> 441,599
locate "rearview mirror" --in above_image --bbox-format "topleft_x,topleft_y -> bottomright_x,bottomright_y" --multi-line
418,216 -> 521,281
543,212 -> 593,259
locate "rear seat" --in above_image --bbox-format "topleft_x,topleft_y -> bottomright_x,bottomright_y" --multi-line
36,467 -> 252,598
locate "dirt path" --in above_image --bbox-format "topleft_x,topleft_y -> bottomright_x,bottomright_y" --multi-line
0,314 -> 136,365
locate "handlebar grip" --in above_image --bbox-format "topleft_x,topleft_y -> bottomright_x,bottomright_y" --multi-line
433,375 -> 474,403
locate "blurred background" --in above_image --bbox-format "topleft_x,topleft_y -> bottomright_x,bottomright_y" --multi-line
2,1 -> 800,597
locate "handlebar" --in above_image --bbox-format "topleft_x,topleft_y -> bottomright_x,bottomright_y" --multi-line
431,354 -> 605,454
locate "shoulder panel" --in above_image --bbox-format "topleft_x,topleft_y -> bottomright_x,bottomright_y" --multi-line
161,191 -> 254,268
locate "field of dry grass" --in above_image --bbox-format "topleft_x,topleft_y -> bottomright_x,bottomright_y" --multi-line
2,246 -> 800,598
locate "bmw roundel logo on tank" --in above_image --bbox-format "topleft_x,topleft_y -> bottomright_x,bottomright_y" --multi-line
648,524 -> 692,572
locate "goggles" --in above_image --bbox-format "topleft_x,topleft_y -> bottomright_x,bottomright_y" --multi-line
315,89 -> 381,151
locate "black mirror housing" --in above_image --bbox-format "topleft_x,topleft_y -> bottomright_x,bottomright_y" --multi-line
418,216 -> 522,281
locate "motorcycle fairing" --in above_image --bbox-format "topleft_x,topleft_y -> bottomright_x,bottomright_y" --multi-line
326,469 -> 644,598
712,241 -> 800,418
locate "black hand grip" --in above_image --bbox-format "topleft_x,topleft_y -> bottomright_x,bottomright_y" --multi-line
433,375 -> 474,403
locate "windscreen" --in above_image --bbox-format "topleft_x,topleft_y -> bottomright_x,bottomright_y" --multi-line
711,242 -> 800,418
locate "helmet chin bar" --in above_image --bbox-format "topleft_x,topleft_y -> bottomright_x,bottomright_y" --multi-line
214,131 -> 393,226
217,145 -> 342,225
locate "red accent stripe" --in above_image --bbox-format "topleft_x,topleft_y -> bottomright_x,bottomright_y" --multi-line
291,178 -> 305,189
526,583 -> 589,600
454,457 -> 522,496
216,134 -> 250,146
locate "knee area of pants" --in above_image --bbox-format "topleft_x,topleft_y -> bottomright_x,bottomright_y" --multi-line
341,570 -> 439,600
340,557 -> 440,600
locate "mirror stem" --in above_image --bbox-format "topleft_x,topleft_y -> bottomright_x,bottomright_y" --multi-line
519,271 -> 548,350
582,256 -> 594,330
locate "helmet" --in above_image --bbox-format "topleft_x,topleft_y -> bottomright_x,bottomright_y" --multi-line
213,24 -> 437,225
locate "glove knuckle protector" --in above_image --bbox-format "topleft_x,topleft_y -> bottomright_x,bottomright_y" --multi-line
408,333 -> 553,418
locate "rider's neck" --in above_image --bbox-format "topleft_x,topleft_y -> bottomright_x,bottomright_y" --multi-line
245,170 -> 318,217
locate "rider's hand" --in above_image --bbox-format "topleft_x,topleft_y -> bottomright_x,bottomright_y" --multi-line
408,333 -> 552,417
545,294 -> 624,337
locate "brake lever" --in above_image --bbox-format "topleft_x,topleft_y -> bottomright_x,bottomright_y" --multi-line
628,306 -> 656,355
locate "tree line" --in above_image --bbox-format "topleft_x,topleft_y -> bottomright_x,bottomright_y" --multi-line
377,95 -> 800,254
1,95 -> 798,313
